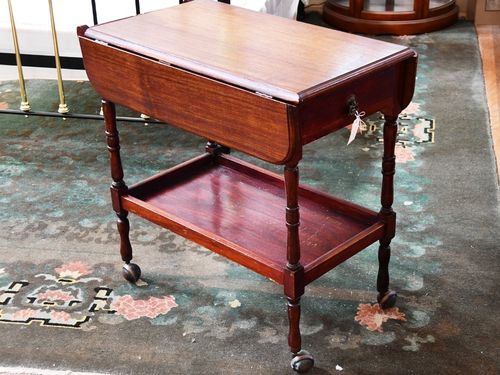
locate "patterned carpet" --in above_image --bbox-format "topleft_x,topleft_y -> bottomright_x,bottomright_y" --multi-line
0,19 -> 498,375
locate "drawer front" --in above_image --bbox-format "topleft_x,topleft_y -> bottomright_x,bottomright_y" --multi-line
79,37 -> 298,164
299,63 -> 404,145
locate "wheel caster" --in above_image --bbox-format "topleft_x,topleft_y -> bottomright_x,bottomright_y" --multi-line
290,350 -> 314,373
378,290 -> 397,309
122,262 -> 141,283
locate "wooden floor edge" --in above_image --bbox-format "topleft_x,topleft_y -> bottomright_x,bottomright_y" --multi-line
476,25 -> 500,188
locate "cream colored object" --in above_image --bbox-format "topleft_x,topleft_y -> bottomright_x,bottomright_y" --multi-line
301,0 -> 327,13
0,367 -> 109,375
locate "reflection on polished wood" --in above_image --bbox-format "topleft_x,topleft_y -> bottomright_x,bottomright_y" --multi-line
364,0 -> 413,12
84,0 -> 410,103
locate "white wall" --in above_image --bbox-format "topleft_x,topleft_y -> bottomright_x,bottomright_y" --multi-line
0,0 -> 181,57
0,0 -> 300,58
0,0 -> 300,80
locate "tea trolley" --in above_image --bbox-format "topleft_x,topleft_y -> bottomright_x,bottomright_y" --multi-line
78,0 -> 417,372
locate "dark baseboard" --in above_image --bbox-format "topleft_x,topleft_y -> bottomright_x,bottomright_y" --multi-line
0,53 -> 84,70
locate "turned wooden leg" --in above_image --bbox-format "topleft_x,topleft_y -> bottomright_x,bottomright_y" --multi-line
287,293 -> 314,374
287,297 -> 301,353
377,240 -> 396,308
102,99 -> 141,283
116,212 -> 140,282
377,114 -> 399,309
284,164 -> 314,373
117,212 -> 132,263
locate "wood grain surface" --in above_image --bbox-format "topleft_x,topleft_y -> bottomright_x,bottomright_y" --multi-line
122,154 -> 383,284
477,25 -> 500,184
84,0 -> 410,103
79,3 -> 418,364
79,37 -> 296,164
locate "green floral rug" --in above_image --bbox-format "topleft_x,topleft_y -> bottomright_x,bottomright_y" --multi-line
0,20 -> 498,375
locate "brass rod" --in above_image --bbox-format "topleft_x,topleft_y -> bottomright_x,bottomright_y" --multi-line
48,0 -> 69,114
7,0 -> 31,112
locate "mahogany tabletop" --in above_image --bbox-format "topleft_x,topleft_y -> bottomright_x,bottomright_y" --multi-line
84,0 -> 412,103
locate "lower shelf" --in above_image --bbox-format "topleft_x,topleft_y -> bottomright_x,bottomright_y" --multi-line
122,153 -> 385,284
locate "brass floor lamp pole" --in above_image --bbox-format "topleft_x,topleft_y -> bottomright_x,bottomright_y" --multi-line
7,0 -> 31,112
48,0 -> 69,114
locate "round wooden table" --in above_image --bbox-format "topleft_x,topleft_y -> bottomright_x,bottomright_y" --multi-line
323,0 -> 459,35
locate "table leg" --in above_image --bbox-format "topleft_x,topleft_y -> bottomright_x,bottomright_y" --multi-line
377,114 -> 399,309
284,164 -> 314,373
102,99 -> 141,283
205,140 -> 230,155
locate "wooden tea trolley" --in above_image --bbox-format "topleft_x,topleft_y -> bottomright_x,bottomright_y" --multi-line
78,0 -> 417,372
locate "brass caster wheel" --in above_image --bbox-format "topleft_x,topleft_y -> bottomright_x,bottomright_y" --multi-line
378,290 -> 397,309
291,350 -> 314,373
122,262 -> 141,283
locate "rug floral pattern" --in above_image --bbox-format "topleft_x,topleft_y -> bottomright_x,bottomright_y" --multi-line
0,261 -> 177,328
0,24 -> 456,372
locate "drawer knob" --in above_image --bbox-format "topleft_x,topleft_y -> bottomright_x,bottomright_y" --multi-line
346,94 -> 359,116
